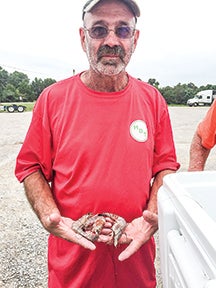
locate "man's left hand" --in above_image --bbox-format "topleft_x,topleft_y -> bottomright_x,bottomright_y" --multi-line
118,210 -> 158,261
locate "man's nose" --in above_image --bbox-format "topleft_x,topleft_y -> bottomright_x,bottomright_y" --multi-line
103,30 -> 120,47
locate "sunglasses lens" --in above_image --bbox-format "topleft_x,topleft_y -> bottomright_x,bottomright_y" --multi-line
89,26 -> 108,39
116,27 -> 133,39
86,26 -> 135,39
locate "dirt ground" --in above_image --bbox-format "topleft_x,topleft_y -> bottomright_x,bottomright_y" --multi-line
0,107 -> 215,287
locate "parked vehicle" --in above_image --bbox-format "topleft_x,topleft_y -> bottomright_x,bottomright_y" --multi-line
0,104 -> 27,113
187,90 -> 216,107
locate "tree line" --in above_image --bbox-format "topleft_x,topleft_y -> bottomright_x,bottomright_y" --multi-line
0,66 -> 215,104
0,66 -> 56,102
147,78 -> 216,105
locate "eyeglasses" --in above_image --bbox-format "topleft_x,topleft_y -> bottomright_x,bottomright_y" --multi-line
84,25 -> 135,39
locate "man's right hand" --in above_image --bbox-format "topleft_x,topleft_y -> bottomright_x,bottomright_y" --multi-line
23,172 -> 95,250
44,212 -> 96,250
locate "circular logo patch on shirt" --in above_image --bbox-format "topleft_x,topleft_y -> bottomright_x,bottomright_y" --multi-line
130,120 -> 148,142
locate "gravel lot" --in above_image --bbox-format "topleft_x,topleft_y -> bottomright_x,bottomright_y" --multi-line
0,107 -> 215,287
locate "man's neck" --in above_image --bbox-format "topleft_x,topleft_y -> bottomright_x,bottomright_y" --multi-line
80,70 -> 129,92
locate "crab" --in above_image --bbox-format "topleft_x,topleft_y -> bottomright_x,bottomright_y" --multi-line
71,212 -> 127,247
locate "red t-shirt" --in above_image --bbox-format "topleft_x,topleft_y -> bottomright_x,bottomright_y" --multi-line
198,100 -> 216,149
15,73 -> 179,288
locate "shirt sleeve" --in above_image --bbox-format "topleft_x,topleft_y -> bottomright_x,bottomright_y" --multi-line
152,98 -> 180,176
15,90 -> 53,183
197,101 -> 216,149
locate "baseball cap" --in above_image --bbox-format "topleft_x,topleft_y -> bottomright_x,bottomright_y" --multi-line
82,0 -> 141,20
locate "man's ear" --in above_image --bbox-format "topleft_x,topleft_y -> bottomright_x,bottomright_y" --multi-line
132,29 -> 140,53
79,27 -> 87,52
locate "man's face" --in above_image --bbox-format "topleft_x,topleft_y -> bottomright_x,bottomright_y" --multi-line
80,0 -> 139,76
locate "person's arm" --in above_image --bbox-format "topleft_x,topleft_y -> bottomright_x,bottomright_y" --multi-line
188,132 -> 210,171
118,169 -> 175,261
147,169 -> 175,213
23,170 -> 96,250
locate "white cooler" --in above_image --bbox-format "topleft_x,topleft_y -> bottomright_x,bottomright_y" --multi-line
158,171 -> 216,288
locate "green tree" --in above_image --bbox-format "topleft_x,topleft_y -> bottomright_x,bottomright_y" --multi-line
160,86 -> 174,104
148,78 -> 160,88
2,83 -> 18,102
160,82 -> 198,105
19,81 -> 34,101
0,67 -> 9,102
199,84 -> 216,91
31,77 -> 56,100
31,78 -> 45,101
8,71 -> 30,88
7,71 -> 31,101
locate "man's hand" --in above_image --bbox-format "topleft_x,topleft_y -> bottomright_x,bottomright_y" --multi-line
23,172 -> 95,250
118,210 -> 158,261
44,213 -> 96,250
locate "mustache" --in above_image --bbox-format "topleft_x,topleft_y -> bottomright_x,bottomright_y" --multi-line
97,45 -> 125,60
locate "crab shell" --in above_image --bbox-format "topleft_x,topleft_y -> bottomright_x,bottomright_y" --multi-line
71,212 -> 127,246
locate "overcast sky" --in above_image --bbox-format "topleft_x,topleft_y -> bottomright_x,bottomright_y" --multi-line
1,0 -> 215,87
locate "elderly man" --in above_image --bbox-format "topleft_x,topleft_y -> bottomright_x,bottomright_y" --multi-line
15,0 -> 179,287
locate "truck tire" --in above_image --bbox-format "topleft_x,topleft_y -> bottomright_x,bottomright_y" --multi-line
17,106 -> 25,112
193,103 -> 198,107
7,106 -> 15,113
